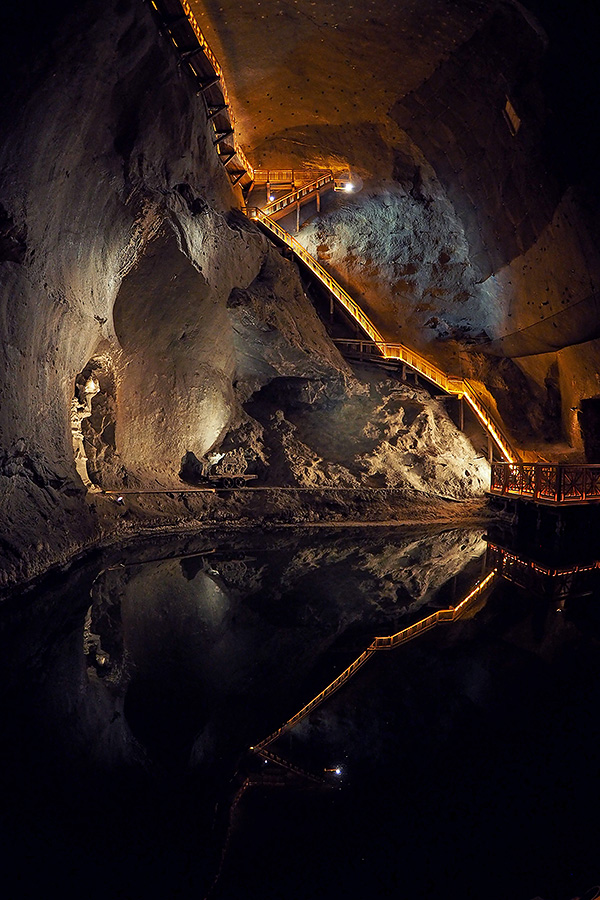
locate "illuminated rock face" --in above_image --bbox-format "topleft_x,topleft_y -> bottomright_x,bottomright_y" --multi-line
0,0 -> 361,582
198,0 -> 600,455
0,2 -> 222,579
0,0 -> 598,585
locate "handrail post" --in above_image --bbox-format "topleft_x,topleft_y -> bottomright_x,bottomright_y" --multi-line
555,464 -> 562,503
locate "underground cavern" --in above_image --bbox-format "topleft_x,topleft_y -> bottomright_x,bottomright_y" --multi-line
1,1 -> 600,898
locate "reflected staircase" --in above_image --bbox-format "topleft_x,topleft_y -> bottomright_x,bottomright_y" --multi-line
250,570 -> 497,753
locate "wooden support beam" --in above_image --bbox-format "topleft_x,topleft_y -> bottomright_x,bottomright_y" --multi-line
180,46 -> 203,62
213,128 -> 234,145
459,396 -> 464,431
316,190 -> 321,213
207,104 -> 228,119
296,201 -> 300,233
229,171 -> 246,185
219,151 -> 235,165
197,75 -> 220,94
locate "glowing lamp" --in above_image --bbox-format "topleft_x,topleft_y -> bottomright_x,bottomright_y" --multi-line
269,194 -> 275,202
344,182 -> 354,192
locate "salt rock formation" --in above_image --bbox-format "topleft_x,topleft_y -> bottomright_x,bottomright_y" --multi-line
0,0 -> 489,588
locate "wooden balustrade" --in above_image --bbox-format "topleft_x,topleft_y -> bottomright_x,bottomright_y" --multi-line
486,542 -> 599,597
490,462 -> 600,504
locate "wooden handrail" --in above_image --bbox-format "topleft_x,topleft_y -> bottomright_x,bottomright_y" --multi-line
158,0 -> 254,182
262,173 -> 334,216
248,210 -> 517,461
490,461 -> 600,503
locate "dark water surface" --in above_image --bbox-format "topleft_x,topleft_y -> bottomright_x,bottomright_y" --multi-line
0,526 -> 599,900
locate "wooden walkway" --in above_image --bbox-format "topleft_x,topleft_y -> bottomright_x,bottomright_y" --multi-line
250,570 -> 496,753
147,0 -> 253,189
247,207 -> 516,462
486,542 -> 599,599
490,462 -> 600,504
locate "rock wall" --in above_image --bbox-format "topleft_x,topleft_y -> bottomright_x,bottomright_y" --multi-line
215,0 -> 600,459
0,0 -> 348,585
0,0 -> 506,588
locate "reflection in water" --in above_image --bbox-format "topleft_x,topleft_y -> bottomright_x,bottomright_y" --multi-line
0,526 -> 599,900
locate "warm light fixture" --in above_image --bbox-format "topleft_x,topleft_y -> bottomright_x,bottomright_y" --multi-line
344,182 -> 354,192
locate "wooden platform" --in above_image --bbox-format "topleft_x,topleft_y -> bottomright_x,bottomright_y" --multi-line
490,462 -> 600,505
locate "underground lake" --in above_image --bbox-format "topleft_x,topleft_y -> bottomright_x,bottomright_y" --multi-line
1,525 -> 598,900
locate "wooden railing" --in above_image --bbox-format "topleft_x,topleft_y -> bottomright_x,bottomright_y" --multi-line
247,210 -> 518,462
486,542 -> 599,597
490,462 -> 600,503
247,208 -> 388,344
250,571 -> 496,752
262,173 -> 334,216
335,342 -> 514,462
149,0 -> 254,185
253,169 -> 323,186
178,0 -> 253,177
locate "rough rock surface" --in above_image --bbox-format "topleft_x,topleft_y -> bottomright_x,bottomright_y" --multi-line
297,186 -> 503,353
198,0 -> 600,459
241,367 -> 489,497
0,0 -> 493,588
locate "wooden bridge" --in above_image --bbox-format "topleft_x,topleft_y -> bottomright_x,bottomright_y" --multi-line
490,462 -> 600,504
250,570 -> 497,754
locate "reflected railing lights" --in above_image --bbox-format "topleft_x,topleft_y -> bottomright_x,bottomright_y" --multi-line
250,570 -> 498,753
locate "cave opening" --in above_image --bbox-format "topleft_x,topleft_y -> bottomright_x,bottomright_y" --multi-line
72,353 -> 118,491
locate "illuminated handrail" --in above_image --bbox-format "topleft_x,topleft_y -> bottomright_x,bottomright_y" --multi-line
256,748 -> 330,785
487,542 -> 600,578
253,169 -> 321,186
250,571 -> 496,752
262,173 -> 334,216
171,0 -> 254,180
249,207 -> 387,344
248,209 -> 517,461
251,648 -> 376,751
490,462 -> 600,503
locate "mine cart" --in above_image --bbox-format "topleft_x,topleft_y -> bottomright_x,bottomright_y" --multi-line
204,450 -> 258,488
